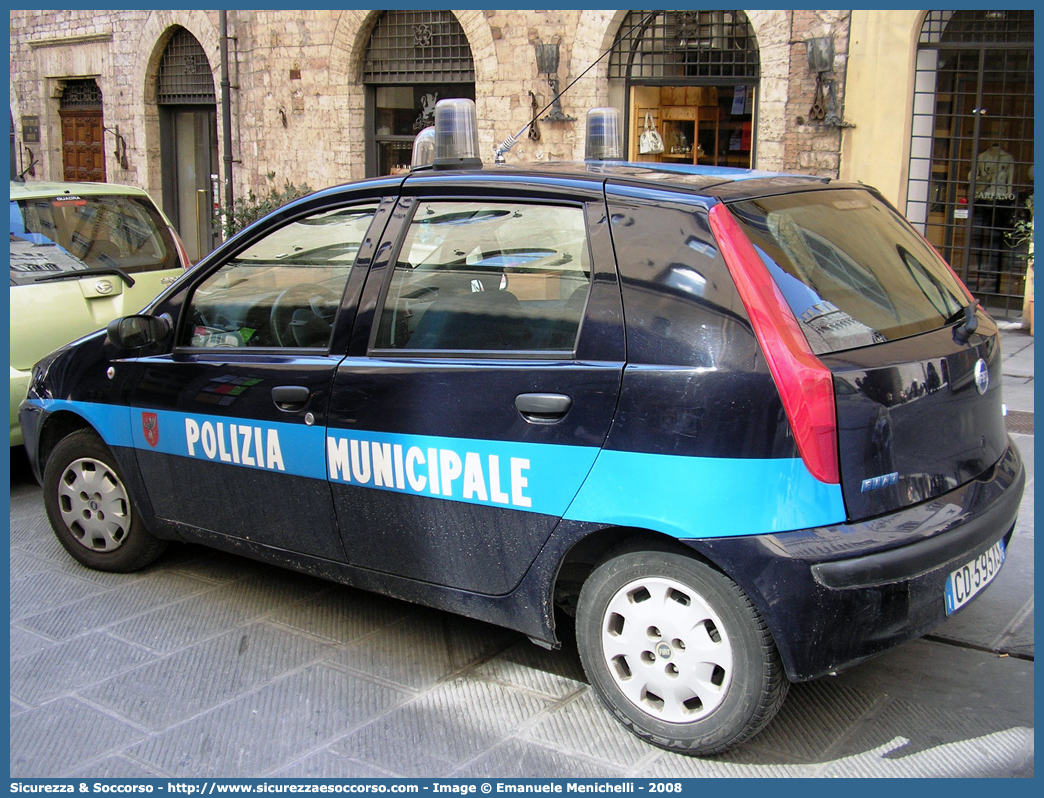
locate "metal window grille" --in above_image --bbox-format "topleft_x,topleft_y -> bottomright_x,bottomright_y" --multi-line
60,79 -> 102,109
907,10 -> 1034,317
363,10 -> 475,84
919,9 -> 1033,45
608,10 -> 759,81
157,27 -> 216,104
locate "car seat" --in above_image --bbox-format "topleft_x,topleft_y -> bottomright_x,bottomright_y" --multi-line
407,289 -> 527,350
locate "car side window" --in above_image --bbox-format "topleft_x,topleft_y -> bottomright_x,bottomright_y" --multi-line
373,201 -> 591,353
181,204 -> 378,349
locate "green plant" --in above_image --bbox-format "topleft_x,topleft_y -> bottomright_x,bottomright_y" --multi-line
215,175 -> 313,240
1006,193 -> 1033,265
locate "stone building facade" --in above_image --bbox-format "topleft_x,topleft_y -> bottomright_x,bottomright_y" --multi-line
8,9 -> 1033,321
9,9 -> 849,211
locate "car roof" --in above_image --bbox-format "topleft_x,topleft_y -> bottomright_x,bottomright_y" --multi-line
9,179 -> 154,201
395,161 -> 868,204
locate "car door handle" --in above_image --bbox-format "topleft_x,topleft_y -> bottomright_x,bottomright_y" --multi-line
272,385 -> 310,411
515,393 -> 572,424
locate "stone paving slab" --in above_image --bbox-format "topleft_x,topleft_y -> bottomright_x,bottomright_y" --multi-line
334,679 -> 558,778
123,664 -> 410,778
1000,325 -> 1034,414
931,430 -> 1034,658
82,621 -> 336,731
10,698 -> 148,777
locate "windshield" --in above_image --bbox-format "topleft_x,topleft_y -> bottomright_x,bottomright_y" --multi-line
728,189 -> 969,354
10,193 -> 178,285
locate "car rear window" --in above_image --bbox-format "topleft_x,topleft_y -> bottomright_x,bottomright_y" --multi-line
10,193 -> 179,285
727,189 -> 968,354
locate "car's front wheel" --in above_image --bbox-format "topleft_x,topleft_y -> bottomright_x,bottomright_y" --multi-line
575,549 -> 788,756
43,429 -> 166,572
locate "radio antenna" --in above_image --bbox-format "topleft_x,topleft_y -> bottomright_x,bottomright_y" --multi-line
493,11 -> 657,164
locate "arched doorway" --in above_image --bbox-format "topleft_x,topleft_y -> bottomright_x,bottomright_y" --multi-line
157,26 -> 219,263
362,10 -> 475,176
608,10 -> 759,166
59,79 -> 105,182
906,10 -> 1034,316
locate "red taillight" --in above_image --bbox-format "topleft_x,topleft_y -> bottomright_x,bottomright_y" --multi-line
708,203 -> 839,484
170,227 -> 193,269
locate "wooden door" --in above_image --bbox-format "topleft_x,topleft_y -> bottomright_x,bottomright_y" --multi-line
59,108 -> 105,182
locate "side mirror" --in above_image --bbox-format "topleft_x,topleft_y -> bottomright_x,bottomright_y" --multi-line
106,314 -> 172,350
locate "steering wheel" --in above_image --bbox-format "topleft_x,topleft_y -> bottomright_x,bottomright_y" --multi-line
269,282 -> 343,347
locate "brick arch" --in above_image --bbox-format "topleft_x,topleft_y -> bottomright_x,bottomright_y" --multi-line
576,9 -> 789,171
130,11 -> 220,198
330,10 -> 497,179
568,10 -> 628,111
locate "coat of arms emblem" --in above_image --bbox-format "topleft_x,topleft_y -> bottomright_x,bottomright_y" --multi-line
142,412 -> 159,447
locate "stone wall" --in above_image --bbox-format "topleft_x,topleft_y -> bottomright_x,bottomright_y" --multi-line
9,9 -> 853,214
785,10 -> 852,177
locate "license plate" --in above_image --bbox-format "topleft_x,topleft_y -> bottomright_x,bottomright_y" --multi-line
943,540 -> 1006,615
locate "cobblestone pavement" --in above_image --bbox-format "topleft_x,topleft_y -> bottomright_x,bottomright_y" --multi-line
8,330 -> 1034,778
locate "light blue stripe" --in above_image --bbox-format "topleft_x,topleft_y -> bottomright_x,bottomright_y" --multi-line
30,399 -> 325,479
133,407 -> 325,478
564,449 -> 846,537
325,428 -> 600,516
30,398 -> 846,537
29,399 -> 135,447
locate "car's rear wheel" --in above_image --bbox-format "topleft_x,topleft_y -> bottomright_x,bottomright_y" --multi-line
575,549 -> 788,756
43,430 -> 166,572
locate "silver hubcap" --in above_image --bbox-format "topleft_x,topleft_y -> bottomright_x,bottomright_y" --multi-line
57,457 -> 131,552
601,576 -> 733,723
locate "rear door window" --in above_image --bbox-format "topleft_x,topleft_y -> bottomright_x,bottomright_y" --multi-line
373,201 -> 591,354
728,189 -> 968,354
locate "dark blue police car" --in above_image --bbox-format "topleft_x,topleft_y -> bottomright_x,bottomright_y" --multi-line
20,102 -> 1024,756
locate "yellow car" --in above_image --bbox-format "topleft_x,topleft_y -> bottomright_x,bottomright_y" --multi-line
10,180 -> 191,445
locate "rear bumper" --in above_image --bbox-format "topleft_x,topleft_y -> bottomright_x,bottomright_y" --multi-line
693,439 -> 1025,681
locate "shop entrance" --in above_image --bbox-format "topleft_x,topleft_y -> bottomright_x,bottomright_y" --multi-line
608,11 -> 759,167
907,11 -> 1034,317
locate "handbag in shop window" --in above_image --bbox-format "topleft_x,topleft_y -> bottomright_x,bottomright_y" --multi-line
639,112 -> 664,155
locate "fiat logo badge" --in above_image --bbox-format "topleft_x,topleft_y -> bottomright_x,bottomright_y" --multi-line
974,359 -> 989,396
95,279 -> 114,295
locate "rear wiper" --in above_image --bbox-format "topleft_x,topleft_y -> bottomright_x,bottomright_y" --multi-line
952,299 -> 979,344
32,267 -> 136,288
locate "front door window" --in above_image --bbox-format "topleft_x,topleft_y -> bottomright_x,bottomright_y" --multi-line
182,204 -> 378,349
